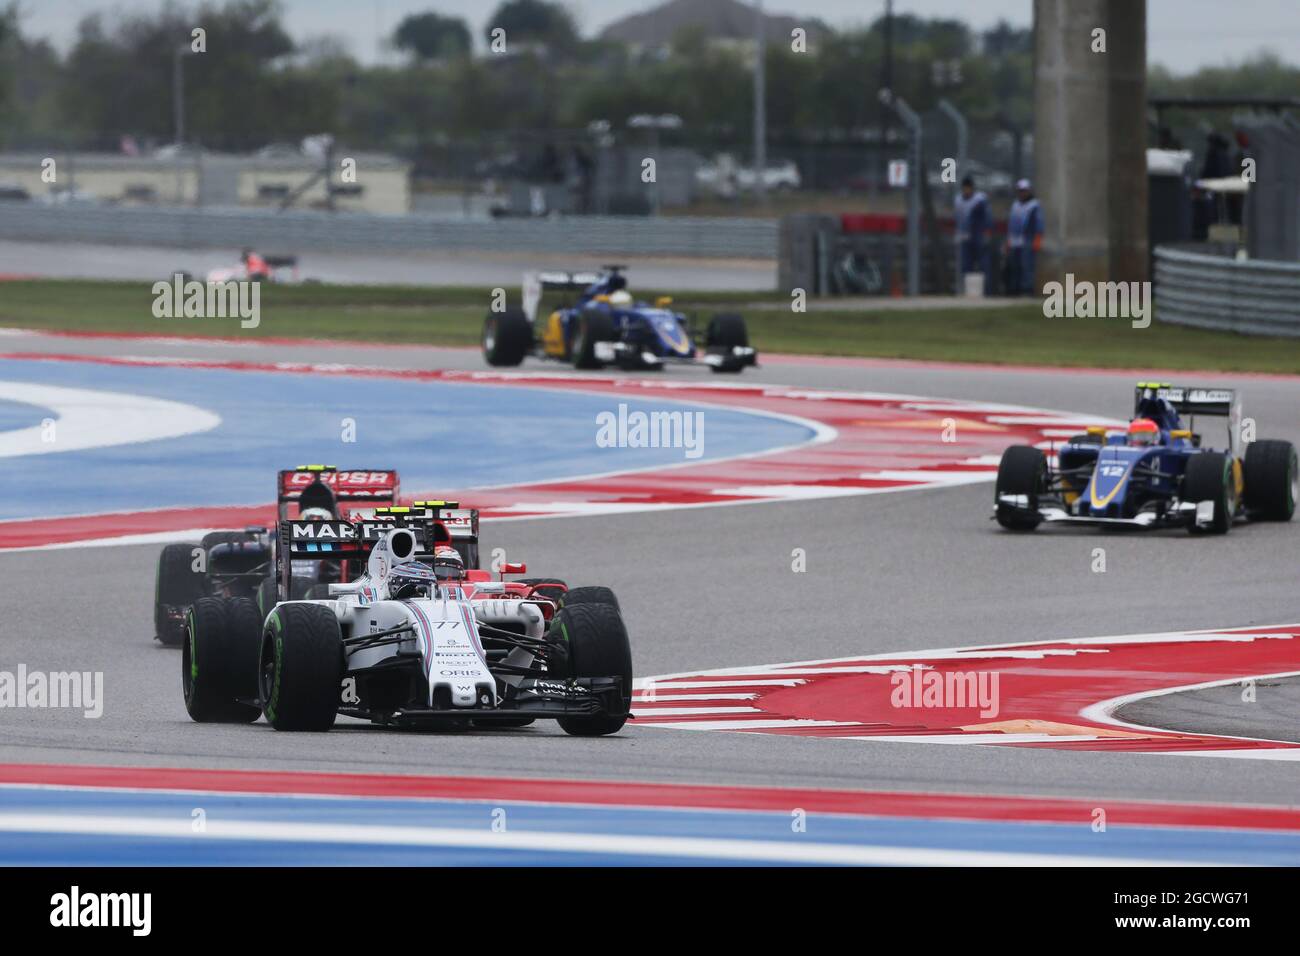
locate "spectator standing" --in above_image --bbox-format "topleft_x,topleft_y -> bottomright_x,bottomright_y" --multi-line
954,175 -> 990,293
1005,178 -> 1044,296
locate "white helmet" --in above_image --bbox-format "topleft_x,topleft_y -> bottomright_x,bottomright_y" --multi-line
607,290 -> 633,306
300,506 -> 333,521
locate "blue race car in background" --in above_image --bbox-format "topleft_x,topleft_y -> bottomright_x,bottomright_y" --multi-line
994,382 -> 1297,534
481,266 -> 757,373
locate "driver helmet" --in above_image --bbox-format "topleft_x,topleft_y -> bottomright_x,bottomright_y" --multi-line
432,545 -> 465,581
299,506 -> 333,521
607,290 -> 633,307
387,562 -> 439,600
1127,417 -> 1160,446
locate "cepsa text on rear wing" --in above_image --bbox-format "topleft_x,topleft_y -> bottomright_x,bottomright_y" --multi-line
276,465 -> 400,520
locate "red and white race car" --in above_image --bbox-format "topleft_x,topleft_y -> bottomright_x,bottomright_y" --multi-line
203,249 -> 302,284
181,500 -> 630,735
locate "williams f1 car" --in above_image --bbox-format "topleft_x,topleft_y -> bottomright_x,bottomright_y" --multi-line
181,503 -> 631,736
482,266 -> 757,372
153,465 -> 400,644
994,382 -> 1297,534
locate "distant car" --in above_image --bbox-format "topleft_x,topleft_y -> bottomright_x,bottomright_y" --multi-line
152,466 -> 400,644
696,154 -> 801,197
204,249 -> 302,284
181,506 -> 632,735
994,382 -> 1297,534
482,266 -> 757,373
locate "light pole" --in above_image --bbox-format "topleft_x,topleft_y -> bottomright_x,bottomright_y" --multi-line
879,89 -> 921,296
172,43 -> 193,146
938,99 -> 968,293
753,0 -> 767,203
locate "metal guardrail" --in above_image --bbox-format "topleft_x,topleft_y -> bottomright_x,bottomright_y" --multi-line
0,202 -> 778,260
1155,245 -> 1300,337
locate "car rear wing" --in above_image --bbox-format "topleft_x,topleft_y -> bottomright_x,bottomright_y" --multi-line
275,513 -> 459,598
1134,383 -> 1242,455
352,501 -> 480,569
276,465 -> 400,520
521,270 -> 603,321
349,502 -> 478,541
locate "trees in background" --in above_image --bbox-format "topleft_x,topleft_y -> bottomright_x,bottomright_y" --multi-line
484,0 -> 579,52
0,0 -> 1294,163
392,12 -> 471,61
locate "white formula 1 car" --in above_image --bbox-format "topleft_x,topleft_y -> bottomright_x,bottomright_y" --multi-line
182,506 -> 632,736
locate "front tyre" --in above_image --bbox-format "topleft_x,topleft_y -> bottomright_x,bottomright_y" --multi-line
572,311 -> 614,369
259,602 -> 344,731
994,445 -> 1047,531
1184,451 -> 1235,535
1244,439 -> 1297,521
183,597 -> 262,723
705,313 -> 750,374
550,603 -> 633,737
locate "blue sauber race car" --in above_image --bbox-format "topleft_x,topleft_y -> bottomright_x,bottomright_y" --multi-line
481,266 -> 757,373
994,382 -> 1297,534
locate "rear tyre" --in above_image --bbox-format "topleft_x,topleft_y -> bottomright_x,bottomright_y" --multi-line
561,585 -> 621,613
200,530 -> 249,551
572,311 -> 614,369
155,542 -> 205,645
259,603 -> 344,731
182,597 -> 262,723
1244,439 -> 1297,521
705,313 -> 749,374
519,577 -> 567,605
994,445 -> 1047,531
482,308 -> 532,367
1184,452 -> 1235,535
257,577 -> 278,618
550,603 -> 633,737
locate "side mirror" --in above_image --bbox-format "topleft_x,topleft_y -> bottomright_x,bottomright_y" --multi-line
655,296 -> 673,307
500,561 -> 527,578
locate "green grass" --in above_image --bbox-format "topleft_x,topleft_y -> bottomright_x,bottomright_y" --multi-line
1,279 -> 1298,374
742,305 -> 1300,373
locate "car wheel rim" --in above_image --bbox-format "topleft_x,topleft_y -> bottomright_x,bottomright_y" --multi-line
259,640 -> 276,711
182,636 -> 194,704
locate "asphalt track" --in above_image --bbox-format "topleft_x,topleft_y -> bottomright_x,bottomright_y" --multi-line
3,330 -> 1299,819
0,240 -> 775,290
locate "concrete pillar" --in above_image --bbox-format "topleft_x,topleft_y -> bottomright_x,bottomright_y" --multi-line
1034,0 -> 1148,286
